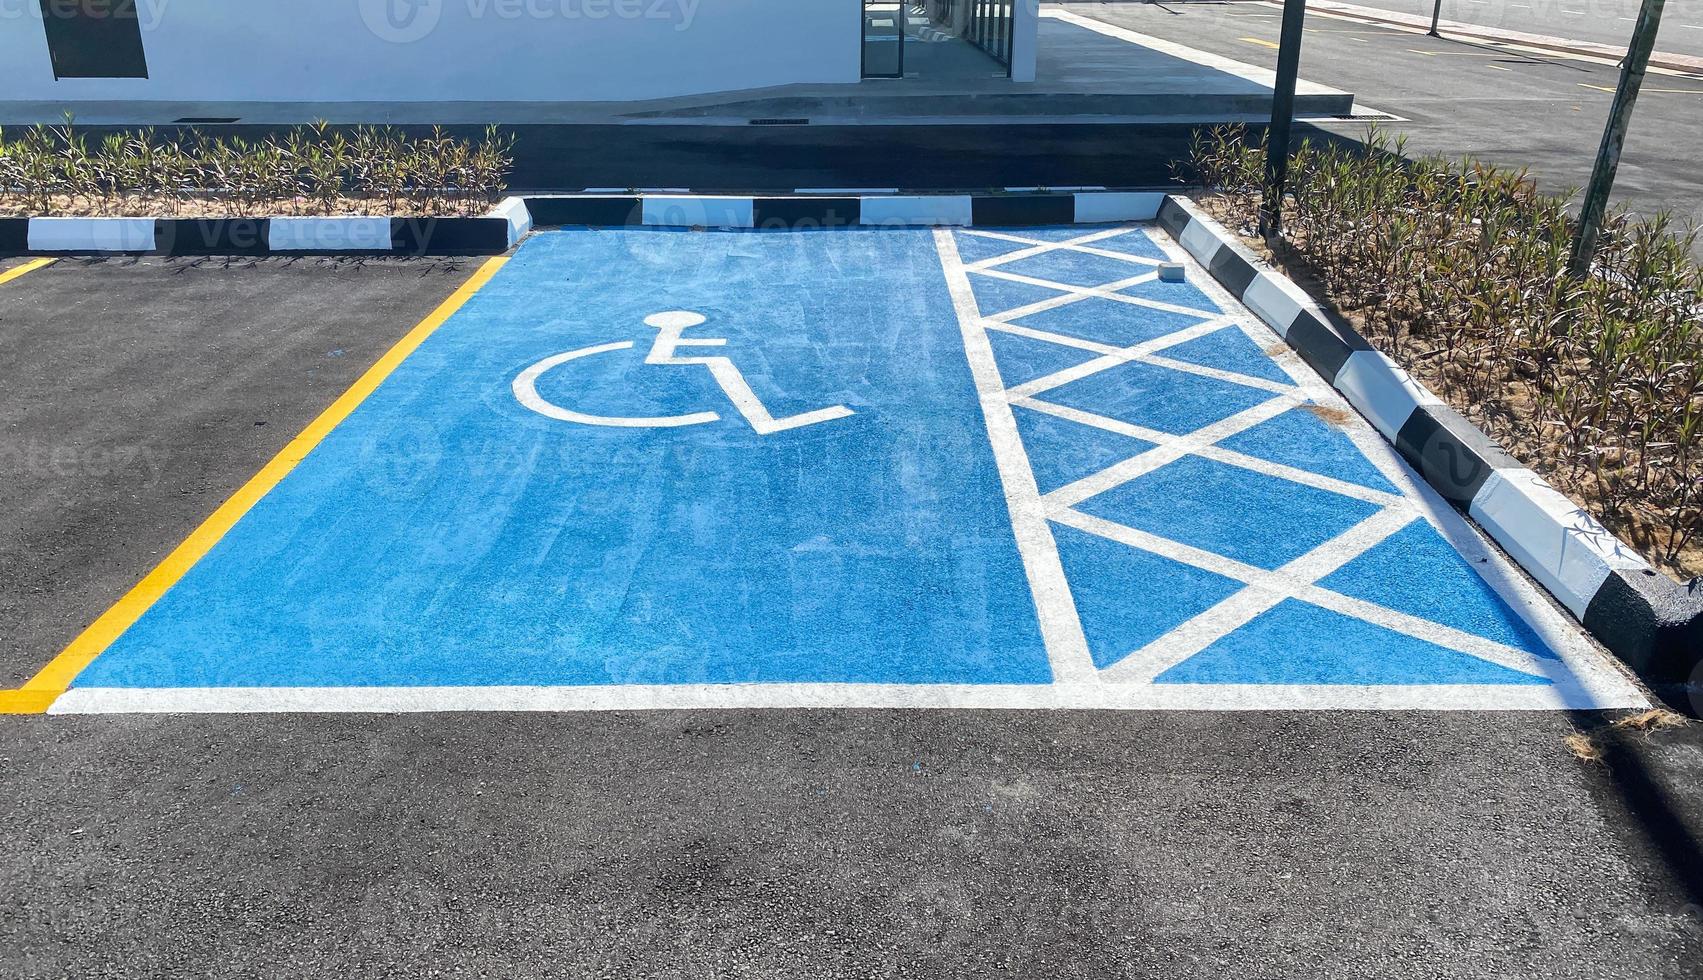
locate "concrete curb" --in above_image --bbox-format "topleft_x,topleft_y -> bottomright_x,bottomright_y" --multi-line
0,211 -> 519,256
1159,194 -> 1703,681
0,192 -> 1165,253
522,191 -> 1167,228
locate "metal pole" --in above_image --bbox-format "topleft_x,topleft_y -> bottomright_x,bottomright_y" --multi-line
1260,0 -> 1307,237
1429,0 -> 1443,37
1567,0 -> 1666,277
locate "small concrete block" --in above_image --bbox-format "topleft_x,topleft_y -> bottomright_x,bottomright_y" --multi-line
1157,262 -> 1186,283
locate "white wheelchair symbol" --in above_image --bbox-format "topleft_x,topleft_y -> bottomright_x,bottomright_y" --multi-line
512,311 -> 855,435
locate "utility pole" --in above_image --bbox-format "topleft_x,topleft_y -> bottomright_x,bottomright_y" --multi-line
1429,0 -> 1443,36
1568,0 -> 1667,277
1261,0 -> 1307,237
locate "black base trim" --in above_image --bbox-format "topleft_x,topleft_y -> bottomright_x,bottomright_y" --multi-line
1585,569 -> 1703,680
752,197 -> 861,229
0,219 -> 30,253
156,219 -> 271,257
525,197 -> 642,227
971,194 -> 1076,227
1393,404 -> 1514,509
390,217 -> 510,255
1283,308 -> 1370,383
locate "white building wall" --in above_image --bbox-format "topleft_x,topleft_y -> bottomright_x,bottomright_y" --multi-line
0,0 -> 863,103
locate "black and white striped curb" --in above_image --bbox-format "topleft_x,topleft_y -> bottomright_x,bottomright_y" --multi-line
522,191 -> 1167,229
1159,194 -> 1702,680
0,192 -> 1170,254
0,196 -> 531,256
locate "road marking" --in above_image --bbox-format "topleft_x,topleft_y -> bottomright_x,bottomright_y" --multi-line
0,256 -> 508,714
935,228 -> 1100,687
1487,64 -> 1513,70
1579,82 -> 1703,93
1407,49 -> 1536,59
0,257 -> 56,286
1239,36 -> 1280,48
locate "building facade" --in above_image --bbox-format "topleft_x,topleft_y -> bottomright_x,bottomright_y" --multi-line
3,0 -> 1038,105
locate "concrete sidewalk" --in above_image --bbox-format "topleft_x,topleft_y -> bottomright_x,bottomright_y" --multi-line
0,12 -> 1355,127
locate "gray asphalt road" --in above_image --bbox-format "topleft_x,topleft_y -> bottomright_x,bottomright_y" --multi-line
0,256 -> 479,689
4,709 -> 1703,978
1313,0 -> 1703,56
2,253 -> 1702,977
1061,2 -> 1703,224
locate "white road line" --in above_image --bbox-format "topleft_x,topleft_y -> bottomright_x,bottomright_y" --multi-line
48,680 -> 1644,714
1042,393 -> 1305,510
934,228 -> 1100,687
962,226 -> 1163,272
1014,397 -> 1408,508
1005,317 -> 1235,399
975,267 -> 1219,320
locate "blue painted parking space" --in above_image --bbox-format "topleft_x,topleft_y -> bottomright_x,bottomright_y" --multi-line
51,223 -> 1644,712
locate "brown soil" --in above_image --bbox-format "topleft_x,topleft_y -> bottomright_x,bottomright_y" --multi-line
0,193 -> 498,219
1195,195 -> 1703,581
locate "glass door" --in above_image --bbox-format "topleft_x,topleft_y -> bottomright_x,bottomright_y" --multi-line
862,0 -> 904,78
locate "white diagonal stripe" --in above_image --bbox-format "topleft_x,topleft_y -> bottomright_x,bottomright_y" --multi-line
1042,392 -> 1305,510
1014,397 -> 1407,508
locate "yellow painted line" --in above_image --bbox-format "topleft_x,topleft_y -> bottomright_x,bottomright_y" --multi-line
1579,82 -> 1703,93
1239,36 -> 1280,49
5,255 -> 509,712
0,257 -> 56,286
1487,65 -> 1512,71
0,690 -> 60,715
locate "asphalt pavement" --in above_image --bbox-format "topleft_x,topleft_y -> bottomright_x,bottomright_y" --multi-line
1061,1 -> 1703,224
1316,0 -> 1703,56
1,234 -> 1701,978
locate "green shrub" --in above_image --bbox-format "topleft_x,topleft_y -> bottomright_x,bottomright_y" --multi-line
0,118 -> 514,217
1184,124 -> 1703,574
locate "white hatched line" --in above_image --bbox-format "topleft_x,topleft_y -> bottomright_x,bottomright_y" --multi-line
934,228 -> 1099,687
961,226 -> 1164,272
1006,317 -> 1235,399
966,238 -> 1167,270
1062,508 -> 1560,685
987,301 -> 1294,396
984,319 -> 1127,355
974,266 -> 1219,320
982,270 -> 1160,323
1014,397 -> 1407,508
1092,508 -> 1416,682
1137,353 -> 1295,395
1042,392 -> 1306,510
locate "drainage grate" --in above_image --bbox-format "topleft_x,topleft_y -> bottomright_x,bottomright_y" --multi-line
173,117 -> 240,123
748,117 -> 809,126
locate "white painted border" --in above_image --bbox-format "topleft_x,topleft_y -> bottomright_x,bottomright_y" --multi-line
1469,469 -> 1651,618
860,195 -> 974,227
50,680 -> 1643,714
1073,192 -> 1164,224
488,196 -> 533,247
28,217 -> 156,252
641,196 -> 755,229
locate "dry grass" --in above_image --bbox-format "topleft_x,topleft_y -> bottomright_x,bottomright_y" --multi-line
0,120 -> 515,218
1302,403 -> 1355,426
1566,707 -> 1689,762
